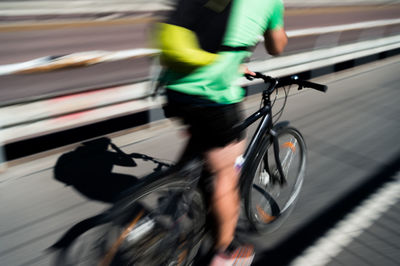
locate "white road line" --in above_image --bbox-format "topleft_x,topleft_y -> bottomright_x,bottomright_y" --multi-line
287,18 -> 400,37
0,49 -> 159,76
0,2 -> 171,16
290,175 -> 400,266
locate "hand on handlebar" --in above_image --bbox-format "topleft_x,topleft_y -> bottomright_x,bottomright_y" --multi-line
241,65 -> 256,77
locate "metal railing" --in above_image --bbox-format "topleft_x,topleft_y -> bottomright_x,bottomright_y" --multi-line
1,19 -> 400,145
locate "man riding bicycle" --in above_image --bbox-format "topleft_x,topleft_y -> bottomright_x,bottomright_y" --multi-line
156,0 -> 287,264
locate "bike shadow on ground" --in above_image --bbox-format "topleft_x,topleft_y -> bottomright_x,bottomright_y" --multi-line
53,137 -> 155,203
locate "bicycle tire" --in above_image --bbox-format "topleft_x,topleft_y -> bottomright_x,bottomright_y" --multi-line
243,126 -> 306,233
98,176 -> 207,266
53,167 -> 207,266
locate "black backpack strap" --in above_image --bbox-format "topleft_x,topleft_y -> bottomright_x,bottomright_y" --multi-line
219,45 -> 255,52
204,0 -> 232,12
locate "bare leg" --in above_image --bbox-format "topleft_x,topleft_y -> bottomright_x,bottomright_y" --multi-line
205,140 -> 245,251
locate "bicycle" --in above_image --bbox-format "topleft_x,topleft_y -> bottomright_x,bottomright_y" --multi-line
51,72 -> 327,265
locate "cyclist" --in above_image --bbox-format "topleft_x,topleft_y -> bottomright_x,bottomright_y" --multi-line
156,0 -> 287,264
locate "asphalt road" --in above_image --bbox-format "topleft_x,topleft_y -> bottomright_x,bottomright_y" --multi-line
0,55 -> 398,265
0,5 -> 399,104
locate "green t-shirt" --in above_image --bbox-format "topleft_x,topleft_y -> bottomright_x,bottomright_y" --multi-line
161,0 -> 284,104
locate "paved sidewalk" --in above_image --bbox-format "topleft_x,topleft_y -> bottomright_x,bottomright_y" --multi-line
328,203 -> 400,266
291,173 -> 400,266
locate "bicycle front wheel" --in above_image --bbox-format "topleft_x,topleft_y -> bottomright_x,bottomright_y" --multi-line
244,126 -> 306,233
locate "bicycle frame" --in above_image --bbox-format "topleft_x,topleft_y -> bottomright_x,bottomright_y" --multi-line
52,73 -> 327,259
240,105 -> 272,164
237,72 -> 327,186
236,80 -> 287,187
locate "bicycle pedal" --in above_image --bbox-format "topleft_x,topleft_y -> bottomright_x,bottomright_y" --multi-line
125,216 -> 156,243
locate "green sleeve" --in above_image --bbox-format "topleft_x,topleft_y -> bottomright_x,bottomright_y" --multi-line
267,0 -> 284,30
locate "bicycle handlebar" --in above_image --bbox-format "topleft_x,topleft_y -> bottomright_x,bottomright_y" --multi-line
292,77 -> 328,92
245,72 -> 328,93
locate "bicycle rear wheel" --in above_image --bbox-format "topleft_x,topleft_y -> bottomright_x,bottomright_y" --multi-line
99,177 -> 207,266
244,126 -> 306,233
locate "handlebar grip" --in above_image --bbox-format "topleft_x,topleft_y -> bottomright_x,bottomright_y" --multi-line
244,73 -> 255,80
245,72 -> 272,83
297,80 -> 328,92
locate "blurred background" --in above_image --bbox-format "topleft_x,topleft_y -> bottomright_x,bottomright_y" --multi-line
0,0 -> 399,265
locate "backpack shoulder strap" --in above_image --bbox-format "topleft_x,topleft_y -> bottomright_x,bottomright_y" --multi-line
204,0 -> 232,13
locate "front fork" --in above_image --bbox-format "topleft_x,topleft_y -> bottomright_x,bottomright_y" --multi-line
237,130 -> 287,187
270,129 -> 287,186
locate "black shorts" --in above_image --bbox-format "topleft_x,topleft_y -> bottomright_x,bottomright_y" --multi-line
164,90 -> 245,153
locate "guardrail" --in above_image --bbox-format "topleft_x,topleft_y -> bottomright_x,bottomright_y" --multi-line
1,19 -> 400,145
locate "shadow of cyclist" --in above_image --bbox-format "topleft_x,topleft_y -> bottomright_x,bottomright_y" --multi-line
54,137 -> 139,203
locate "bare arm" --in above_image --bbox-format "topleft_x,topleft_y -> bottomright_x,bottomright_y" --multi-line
264,28 -> 288,55
240,30 -> 287,76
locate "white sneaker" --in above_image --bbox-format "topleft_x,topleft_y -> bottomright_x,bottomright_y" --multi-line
209,244 -> 255,266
